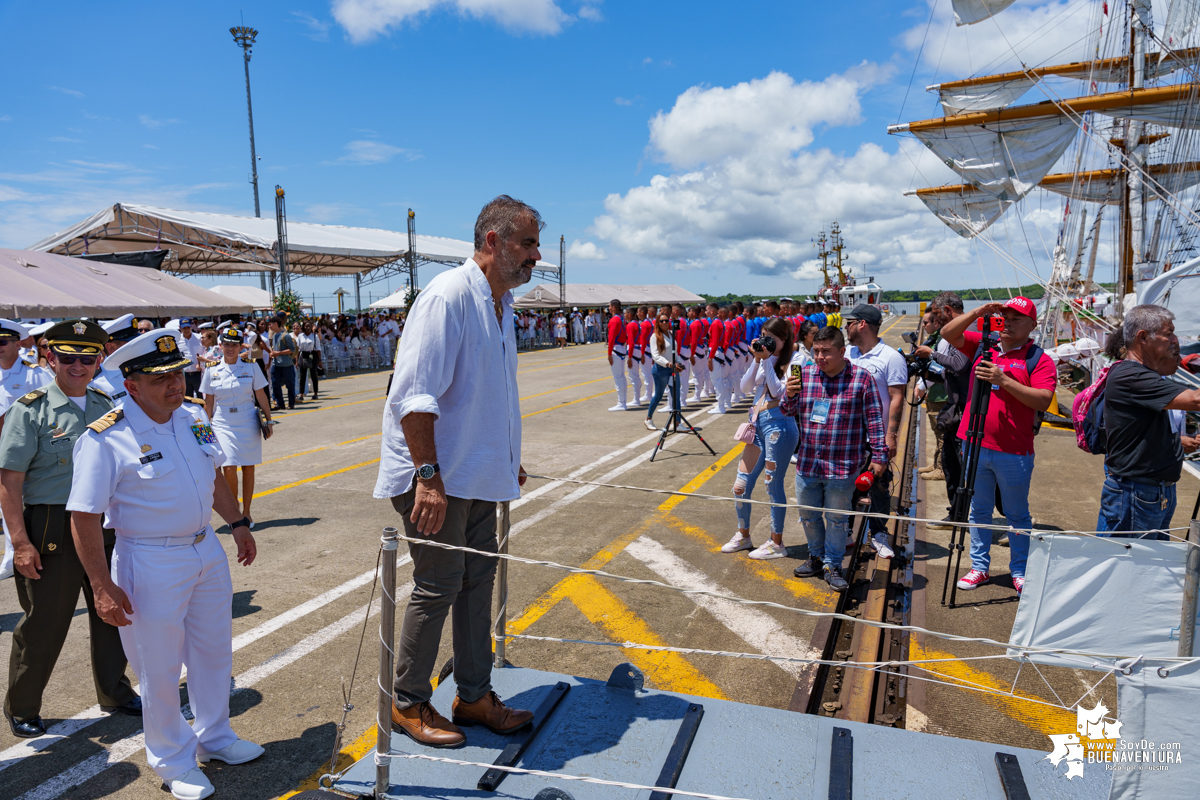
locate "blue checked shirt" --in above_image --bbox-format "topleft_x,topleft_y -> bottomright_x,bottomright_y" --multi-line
781,362 -> 888,479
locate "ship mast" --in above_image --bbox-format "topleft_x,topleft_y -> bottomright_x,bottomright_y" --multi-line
830,222 -> 850,285
1123,2 -> 1150,303
816,229 -> 832,293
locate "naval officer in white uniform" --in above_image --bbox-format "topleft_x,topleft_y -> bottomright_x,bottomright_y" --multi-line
1,320 -> 54,581
201,327 -> 272,527
67,329 -> 263,800
90,314 -> 143,407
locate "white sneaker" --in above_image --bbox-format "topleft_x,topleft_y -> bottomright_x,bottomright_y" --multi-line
706,406 -> 724,415
607,404 -> 628,412
643,419 -> 657,431
198,738 -> 265,765
168,768 -> 214,800
870,533 -> 894,560
720,532 -> 754,553
748,540 -> 787,560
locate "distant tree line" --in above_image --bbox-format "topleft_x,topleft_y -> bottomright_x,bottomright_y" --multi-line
700,284 -> 1114,306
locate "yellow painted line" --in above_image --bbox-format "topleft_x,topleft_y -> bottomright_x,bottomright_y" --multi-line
252,458 -> 380,500
659,513 -> 836,610
517,357 -> 604,375
880,316 -> 906,337
521,390 -> 611,418
520,377 -> 609,401
910,640 -> 1075,737
507,444 -> 744,639
274,394 -> 384,418
274,725 -> 377,799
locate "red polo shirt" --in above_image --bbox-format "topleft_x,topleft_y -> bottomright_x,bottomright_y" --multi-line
955,330 -> 1056,456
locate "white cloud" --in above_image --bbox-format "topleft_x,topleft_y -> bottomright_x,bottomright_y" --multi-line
336,140 -> 416,164
333,0 -> 570,41
614,96 -> 633,106
142,144 -> 159,150
293,10 -> 332,40
578,4 -> 602,21
566,239 -> 606,260
592,67 -> 971,281
0,115 -> 11,123
139,114 -> 180,129
50,86 -> 84,98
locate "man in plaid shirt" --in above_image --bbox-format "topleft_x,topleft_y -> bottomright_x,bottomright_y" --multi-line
780,327 -> 887,590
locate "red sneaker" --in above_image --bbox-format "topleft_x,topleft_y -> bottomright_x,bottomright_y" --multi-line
956,569 -> 989,591
1012,576 -> 1025,594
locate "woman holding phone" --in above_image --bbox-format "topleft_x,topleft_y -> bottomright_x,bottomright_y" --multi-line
722,317 -> 799,559
643,313 -> 683,431
202,328 -> 273,528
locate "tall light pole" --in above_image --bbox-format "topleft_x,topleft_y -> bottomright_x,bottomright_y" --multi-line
230,25 -> 268,293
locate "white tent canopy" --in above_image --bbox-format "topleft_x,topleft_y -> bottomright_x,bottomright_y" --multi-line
29,203 -> 560,278
201,284 -> 312,311
514,283 -> 705,309
1,248 -> 253,318
368,289 -> 416,310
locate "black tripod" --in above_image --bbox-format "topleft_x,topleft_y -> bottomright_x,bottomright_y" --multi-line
650,345 -> 715,461
942,322 -> 1002,608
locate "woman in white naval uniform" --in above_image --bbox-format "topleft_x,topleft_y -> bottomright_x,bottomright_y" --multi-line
200,328 -> 271,528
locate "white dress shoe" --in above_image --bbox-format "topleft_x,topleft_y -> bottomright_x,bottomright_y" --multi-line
168,768 -> 214,800
607,404 -> 628,412
198,738 -> 264,765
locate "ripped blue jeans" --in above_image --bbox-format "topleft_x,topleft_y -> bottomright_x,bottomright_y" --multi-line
734,407 -> 800,535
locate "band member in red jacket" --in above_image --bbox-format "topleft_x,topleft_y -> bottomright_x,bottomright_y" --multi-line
689,306 -> 710,403
606,299 -> 629,411
638,306 -> 655,405
624,308 -> 643,406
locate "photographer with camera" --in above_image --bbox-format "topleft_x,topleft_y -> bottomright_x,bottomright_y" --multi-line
941,296 -> 1056,594
720,318 -> 799,560
844,305 -> 908,558
914,293 -> 971,523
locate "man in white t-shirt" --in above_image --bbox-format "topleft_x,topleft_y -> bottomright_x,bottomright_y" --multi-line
845,304 -> 908,556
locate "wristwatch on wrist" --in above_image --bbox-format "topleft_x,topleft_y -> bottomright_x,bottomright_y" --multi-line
231,517 -> 251,531
415,463 -> 440,481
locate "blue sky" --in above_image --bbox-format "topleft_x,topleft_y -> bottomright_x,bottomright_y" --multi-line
0,0 -> 1112,309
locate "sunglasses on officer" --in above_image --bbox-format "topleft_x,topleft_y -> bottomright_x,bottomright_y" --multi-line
51,353 -> 99,366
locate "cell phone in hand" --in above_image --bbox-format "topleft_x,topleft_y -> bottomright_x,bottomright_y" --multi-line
789,363 -> 803,380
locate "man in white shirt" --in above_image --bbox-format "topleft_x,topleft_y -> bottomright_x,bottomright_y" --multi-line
374,195 -> 535,748
377,314 -> 400,363
178,319 -> 206,398
845,304 -> 909,556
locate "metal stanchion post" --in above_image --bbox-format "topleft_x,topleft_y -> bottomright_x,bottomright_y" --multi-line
1180,520 -> 1200,658
494,501 -> 511,669
377,528 -> 399,798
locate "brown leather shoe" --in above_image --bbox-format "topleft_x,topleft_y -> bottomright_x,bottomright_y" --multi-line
451,691 -> 534,734
390,701 -> 465,748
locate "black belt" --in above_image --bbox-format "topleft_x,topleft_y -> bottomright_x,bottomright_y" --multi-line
1111,475 -> 1177,489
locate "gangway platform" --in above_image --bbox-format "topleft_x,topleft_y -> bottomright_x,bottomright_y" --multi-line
330,663 -> 1108,800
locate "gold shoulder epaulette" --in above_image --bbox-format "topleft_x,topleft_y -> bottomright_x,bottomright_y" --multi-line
17,389 -> 46,406
87,409 -> 123,434
184,396 -> 205,405
90,387 -> 111,399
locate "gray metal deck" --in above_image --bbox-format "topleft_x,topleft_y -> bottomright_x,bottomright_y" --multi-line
332,664 -> 1110,800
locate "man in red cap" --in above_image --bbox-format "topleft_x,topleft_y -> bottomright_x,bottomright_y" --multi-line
941,297 -> 1056,595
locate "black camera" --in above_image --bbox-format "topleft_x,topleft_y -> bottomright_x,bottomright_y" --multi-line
901,331 -> 919,346
751,337 -> 776,354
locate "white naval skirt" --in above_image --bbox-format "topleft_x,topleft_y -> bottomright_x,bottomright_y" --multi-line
212,405 -> 263,466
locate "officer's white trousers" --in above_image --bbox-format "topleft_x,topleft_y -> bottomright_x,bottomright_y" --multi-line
609,352 -> 628,408
639,354 -> 654,403
113,530 -> 237,782
675,349 -> 693,408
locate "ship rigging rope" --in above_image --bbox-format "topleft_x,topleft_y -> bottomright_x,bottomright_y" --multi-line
388,532 -> 1198,664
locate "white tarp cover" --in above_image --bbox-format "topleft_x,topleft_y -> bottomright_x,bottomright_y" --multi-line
1109,660 -> 1200,800
913,117 -> 1077,200
1165,0 -> 1200,47
513,283 -> 705,309
1007,535 -> 1198,669
1,248 -> 254,318
28,204 -> 559,277
951,0 -> 1018,25
914,185 -> 1014,237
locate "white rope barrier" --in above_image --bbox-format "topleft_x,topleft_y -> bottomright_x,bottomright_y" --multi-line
373,751 -> 756,800
391,533 -> 1193,665
521,472 -> 1199,546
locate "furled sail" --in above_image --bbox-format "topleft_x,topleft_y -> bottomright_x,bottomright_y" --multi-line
910,184 -> 1014,238
1165,0 -> 1200,48
911,117 -> 1078,199
930,51 -> 1199,115
1039,163 -> 1200,204
951,0 -> 1019,26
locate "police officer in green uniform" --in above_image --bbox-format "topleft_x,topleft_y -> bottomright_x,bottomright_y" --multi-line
0,320 -> 140,738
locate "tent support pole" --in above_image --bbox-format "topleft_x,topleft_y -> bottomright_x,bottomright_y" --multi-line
355,274 -> 362,314
1181,520 -> 1200,658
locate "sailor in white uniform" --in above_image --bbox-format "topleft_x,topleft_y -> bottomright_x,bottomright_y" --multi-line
91,314 -> 144,407
200,328 -> 272,526
0,320 -> 54,580
67,329 -> 263,800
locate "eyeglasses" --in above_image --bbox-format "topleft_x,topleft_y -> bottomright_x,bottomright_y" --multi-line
54,354 -> 98,366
